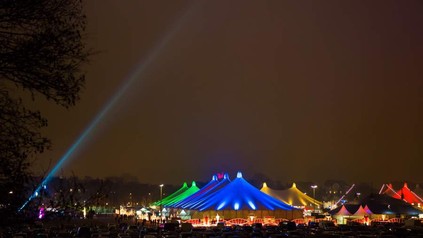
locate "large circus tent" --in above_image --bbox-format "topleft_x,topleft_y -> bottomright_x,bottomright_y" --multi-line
260,182 -> 322,209
153,172 -> 303,220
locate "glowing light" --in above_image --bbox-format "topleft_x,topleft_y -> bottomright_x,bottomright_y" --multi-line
237,172 -> 243,178
19,1 -> 201,212
248,201 -> 256,210
38,207 -> 45,219
234,202 -> 240,210
217,202 -> 226,210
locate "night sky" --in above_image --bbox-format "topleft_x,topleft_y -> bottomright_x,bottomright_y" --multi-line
35,1 -> 423,185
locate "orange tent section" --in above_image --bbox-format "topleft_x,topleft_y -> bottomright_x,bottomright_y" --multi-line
260,182 -> 322,208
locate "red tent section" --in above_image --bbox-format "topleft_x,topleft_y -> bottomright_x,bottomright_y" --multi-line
382,183 -> 423,205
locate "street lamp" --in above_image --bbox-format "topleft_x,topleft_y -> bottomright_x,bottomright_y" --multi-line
311,185 -> 318,211
159,184 -> 164,222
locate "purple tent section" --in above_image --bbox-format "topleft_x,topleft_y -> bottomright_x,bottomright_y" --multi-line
170,174 -> 220,208
182,173 -> 231,209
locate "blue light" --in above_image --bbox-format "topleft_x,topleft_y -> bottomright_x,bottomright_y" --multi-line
192,172 -> 295,211
18,2 -> 201,212
248,201 -> 256,210
217,202 -> 226,210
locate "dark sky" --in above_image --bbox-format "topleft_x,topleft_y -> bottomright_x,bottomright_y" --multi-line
35,1 -> 423,186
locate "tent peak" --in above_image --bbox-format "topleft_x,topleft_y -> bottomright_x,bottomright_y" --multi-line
262,182 -> 268,188
237,171 -> 243,178
292,183 -> 297,188
212,175 -> 217,181
191,181 -> 196,187
403,182 -> 408,188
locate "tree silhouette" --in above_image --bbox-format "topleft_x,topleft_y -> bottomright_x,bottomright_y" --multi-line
0,0 -> 90,220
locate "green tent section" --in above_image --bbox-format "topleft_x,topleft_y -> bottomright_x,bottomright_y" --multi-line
154,182 -> 189,206
153,181 -> 200,207
164,181 -> 200,207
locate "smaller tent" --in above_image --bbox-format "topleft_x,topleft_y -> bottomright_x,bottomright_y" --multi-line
352,205 -> 372,216
360,193 -> 422,215
329,204 -> 353,216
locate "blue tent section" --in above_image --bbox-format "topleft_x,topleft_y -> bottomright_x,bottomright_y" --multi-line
171,175 -> 220,208
191,172 -> 295,211
183,173 -> 231,210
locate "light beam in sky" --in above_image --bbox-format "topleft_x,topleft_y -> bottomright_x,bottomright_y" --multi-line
19,2 -> 201,212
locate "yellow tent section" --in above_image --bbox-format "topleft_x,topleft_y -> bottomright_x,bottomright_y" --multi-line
260,182 -> 322,209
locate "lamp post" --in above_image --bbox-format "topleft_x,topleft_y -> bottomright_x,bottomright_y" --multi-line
311,185 -> 318,211
159,184 -> 164,222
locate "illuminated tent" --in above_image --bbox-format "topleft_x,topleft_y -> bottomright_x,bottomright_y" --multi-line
329,204 -> 352,216
153,182 -> 189,206
363,205 -> 373,214
182,173 -> 231,209
361,193 -> 423,215
352,205 -> 372,216
188,172 -> 295,211
171,174 -> 227,209
392,183 -> 423,205
381,184 -> 401,198
163,181 -> 200,207
260,182 -> 322,208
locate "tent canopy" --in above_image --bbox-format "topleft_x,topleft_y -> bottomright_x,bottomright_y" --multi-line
164,181 -> 200,207
261,182 -> 322,208
190,172 -> 295,211
153,182 -> 189,206
170,175 -> 220,208
182,173 -> 231,210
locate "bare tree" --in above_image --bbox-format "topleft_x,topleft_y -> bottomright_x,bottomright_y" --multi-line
0,0 -> 90,219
